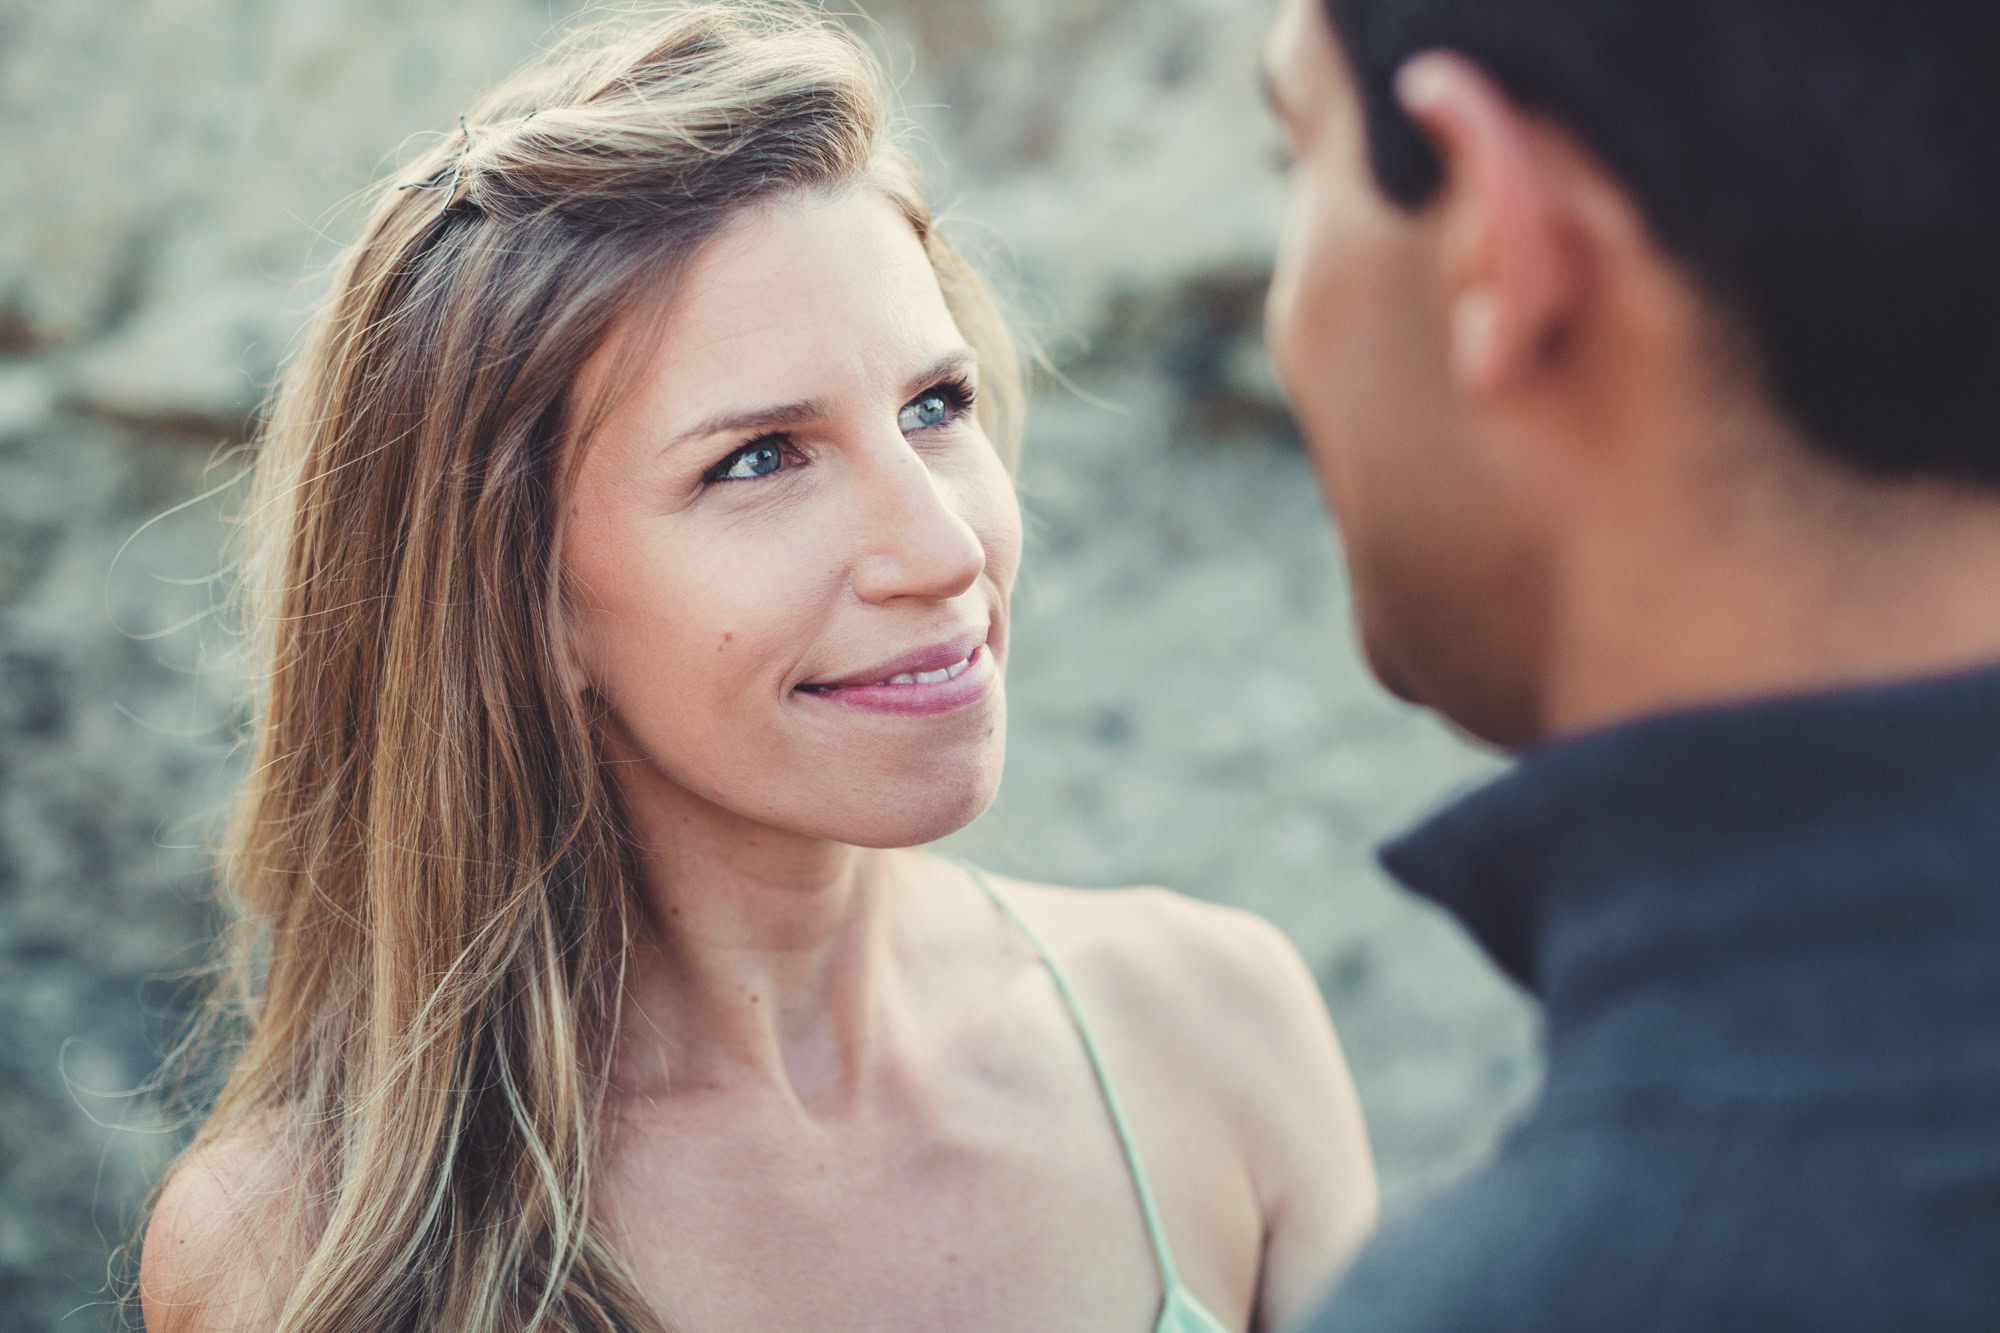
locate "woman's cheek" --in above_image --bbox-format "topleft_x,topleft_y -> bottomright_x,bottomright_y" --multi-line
953,443 -> 1024,589
984,494 -> 1024,595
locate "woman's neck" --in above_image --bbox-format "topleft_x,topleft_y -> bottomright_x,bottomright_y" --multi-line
609,786 -> 926,1116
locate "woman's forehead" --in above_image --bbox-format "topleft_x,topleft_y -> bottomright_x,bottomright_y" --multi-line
585,192 -> 965,438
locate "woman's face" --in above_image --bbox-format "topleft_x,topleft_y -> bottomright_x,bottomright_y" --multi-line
563,189 -> 1021,851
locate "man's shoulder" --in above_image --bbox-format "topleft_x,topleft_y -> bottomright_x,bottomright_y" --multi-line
1291,1112 -> 1740,1333
1295,1097 -> 2000,1333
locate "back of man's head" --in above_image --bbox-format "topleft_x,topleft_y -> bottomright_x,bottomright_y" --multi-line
1264,0 -> 2000,745
1323,0 -> 2000,486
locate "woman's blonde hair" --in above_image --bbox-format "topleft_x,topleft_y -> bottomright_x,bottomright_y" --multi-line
158,4 -> 1021,1329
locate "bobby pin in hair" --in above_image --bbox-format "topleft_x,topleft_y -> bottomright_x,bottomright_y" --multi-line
397,116 -> 473,220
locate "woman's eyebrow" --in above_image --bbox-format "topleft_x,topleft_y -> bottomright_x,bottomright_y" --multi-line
660,346 -> 979,453
904,346 -> 978,396
663,397 -> 826,452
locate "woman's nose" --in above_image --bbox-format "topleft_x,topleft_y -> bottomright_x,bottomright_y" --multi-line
848,445 -> 986,605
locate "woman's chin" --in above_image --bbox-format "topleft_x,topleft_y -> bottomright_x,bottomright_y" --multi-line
806,753 -> 1006,850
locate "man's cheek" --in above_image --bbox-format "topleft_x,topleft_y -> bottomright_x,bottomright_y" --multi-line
1267,211 -> 1321,403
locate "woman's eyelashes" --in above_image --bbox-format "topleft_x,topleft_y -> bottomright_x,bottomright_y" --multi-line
700,378 -> 978,485
704,435 -> 793,483
898,375 -> 976,435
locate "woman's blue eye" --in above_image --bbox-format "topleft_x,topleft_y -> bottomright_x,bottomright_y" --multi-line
717,443 -> 784,481
898,394 -> 951,433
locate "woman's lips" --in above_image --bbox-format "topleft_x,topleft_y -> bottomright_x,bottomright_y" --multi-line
801,631 -> 986,690
795,643 -> 996,717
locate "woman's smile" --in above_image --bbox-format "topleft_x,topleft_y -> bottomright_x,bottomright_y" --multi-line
796,638 -> 997,716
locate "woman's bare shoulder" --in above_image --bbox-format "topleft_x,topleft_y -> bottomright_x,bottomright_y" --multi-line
991,873 -> 1379,1312
986,873 -> 1323,1041
141,1123 -> 306,1333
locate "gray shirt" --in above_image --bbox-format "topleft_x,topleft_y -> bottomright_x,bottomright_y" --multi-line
1299,664 -> 2000,1332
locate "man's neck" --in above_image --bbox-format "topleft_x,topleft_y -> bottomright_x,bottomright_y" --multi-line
1540,469 -> 2000,741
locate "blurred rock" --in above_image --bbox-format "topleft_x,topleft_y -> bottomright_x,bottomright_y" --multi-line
1084,265 -> 1296,441
2,0 -> 1288,423
0,364 -> 55,441
63,261 -> 281,440
0,409 -> 243,1333
0,0 -> 600,422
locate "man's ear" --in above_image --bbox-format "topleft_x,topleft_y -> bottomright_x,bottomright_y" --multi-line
1396,53 -> 1580,401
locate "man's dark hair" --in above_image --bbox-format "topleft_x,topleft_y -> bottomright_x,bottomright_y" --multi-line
1321,1 -> 2000,486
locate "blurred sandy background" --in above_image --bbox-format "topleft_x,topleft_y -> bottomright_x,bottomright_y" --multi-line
0,1 -> 1537,1327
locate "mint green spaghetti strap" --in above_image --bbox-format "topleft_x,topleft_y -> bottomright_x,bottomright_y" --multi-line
958,862 -> 1184,1292
956,861 -> 1233,1333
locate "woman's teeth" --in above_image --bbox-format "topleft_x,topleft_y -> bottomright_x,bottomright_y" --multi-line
882,655 -> 972,687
